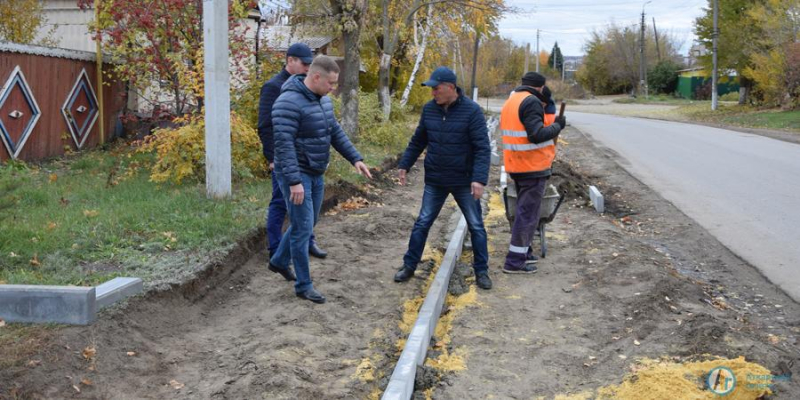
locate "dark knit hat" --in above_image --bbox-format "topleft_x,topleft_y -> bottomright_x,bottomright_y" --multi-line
521,72 -> 546,87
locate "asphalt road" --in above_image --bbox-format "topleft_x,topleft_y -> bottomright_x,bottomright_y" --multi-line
566,112 -> 800,301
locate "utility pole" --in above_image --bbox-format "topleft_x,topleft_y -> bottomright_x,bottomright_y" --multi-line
203,0 -> 232,198
653,17 -> 661,61
536,29 -> 540,73
524,42 -> 530,73
639,1 -> 651,98
712,0 -> 719,110
470,31 -> 480,101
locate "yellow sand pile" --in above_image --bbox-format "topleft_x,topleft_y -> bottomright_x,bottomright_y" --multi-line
555,356 -> 773,400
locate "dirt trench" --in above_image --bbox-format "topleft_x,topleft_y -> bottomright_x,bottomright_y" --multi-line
0,160 -> 461,399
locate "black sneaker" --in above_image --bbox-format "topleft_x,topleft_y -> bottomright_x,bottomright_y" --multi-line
502,264 -> 538,274
475,272 -> 492,290
394,266 -> 415,282
296,288 -> 326,304
268,263 -> 296,281
526,253 -> 539,264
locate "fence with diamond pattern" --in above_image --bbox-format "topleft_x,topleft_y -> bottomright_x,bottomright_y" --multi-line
0,42 -> 126,162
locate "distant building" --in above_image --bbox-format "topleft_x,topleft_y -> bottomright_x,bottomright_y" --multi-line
685,42 -> 708,68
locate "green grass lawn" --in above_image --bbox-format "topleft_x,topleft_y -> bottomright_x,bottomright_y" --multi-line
0,147 -> 272,287
613,94 -> 698,106
679,104 -> 800,132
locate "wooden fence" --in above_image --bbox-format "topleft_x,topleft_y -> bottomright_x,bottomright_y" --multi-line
0,42 -> 126,162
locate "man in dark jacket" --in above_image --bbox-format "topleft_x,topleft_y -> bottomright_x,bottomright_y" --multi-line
268,55 -> 372,304
394,66 -> 493,290
257,43 -> 327,261
500,72 -> 565,274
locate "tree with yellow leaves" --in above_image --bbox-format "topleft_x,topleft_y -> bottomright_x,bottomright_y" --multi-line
0,0 -> 56,46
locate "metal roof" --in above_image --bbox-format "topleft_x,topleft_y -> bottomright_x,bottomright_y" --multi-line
0,41 -> 118,64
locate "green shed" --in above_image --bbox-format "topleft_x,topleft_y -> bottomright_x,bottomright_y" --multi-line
676,67 -> 739,99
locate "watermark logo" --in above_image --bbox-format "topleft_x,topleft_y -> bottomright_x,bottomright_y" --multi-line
707,366 -> 736,395
746,372 -> 791,390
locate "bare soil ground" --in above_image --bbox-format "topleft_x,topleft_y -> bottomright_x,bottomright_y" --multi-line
3,123 -> 800,400
0,163 -> 458,399
427,126 -> 800,398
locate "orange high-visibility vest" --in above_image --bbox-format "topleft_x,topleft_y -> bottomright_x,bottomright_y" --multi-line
500,91 -> 556,174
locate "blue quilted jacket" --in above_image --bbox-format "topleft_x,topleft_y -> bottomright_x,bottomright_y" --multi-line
398,88 -> 490,186
272,75 -> 362,186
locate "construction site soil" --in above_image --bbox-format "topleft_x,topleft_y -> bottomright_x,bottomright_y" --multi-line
2,125 -> 799,399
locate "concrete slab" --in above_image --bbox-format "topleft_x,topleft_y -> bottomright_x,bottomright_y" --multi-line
96,277 -> 143,308
0,285 -> 96,325
589,185 -> 604,213
383,215 -> 467,400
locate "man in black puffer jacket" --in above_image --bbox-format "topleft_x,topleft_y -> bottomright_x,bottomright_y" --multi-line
394,66 -> 493,290
268,56 -> 372,304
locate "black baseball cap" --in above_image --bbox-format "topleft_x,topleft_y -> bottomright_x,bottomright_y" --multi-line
422,66 -> 457,87
287,43 -> 314,64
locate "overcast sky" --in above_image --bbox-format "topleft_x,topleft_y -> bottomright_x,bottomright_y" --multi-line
499,0 -> 709,56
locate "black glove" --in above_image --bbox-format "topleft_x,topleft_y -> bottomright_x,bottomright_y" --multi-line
555,115 -> 566,130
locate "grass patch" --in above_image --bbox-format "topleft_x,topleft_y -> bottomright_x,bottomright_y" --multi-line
0,145 -> 271,287
679,104 -> 800,132
613,94 -> 696,106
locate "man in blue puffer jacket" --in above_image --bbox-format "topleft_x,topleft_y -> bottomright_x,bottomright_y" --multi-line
394,66 -> 493,290
258,43 -> 328,262
268,55 -> 372,304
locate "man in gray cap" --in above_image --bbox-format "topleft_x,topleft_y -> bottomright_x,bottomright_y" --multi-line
499,72 -> 565,274
258,43 -> 328,268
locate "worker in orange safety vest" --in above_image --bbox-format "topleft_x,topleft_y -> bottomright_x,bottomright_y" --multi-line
500,72 -> 566,274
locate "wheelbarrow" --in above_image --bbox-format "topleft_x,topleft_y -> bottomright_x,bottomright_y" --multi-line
502,181 -> 565,258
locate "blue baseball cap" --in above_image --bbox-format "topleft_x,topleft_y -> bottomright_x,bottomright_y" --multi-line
421,66 -> 457,87
287,43 -> 314,64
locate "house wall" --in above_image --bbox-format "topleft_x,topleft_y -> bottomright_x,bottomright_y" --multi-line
40,0 -> 96,52
0,52 -> 125,161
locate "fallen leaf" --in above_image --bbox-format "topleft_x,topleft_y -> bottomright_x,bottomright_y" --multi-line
46,221 -> 58,230
29,255 -> 40,267
126,351 -> 136,357
768,334 -> 781,345
81,378 -> 92,386
60,197 -> 70,206
82,346 -> 96,360
49,173 -> 58,183
83,209 -> 99,218
169,379 -> 185,389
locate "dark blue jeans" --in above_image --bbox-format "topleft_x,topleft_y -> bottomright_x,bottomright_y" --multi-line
269,171 -> 325,293
403,184 -> 489,274
267,170 -> 315,254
